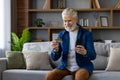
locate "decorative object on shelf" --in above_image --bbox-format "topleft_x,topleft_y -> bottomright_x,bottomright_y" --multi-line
34,18 -> 45,27
104,40 -> 112,43
92,0 -> 100,8
43,0 -> 50,9
84,18 -> 89,27
100,16 -> 109,27
93,12 -> 99,27
10,28 -> 31,51
115,1 -> 120,9
79,18 -> 84,26
95,20 -> 99,27
58,0 -> 66,9
79,18 -> 89,27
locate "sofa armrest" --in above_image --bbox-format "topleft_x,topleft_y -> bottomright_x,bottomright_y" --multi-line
0,58 -> 7,80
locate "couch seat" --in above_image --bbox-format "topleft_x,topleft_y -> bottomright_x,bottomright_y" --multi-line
90,70 -> 120,80
2,69 -> 73,80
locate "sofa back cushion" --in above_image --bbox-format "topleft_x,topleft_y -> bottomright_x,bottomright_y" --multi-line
92,42 -> 109,70
22,42 -> 52,53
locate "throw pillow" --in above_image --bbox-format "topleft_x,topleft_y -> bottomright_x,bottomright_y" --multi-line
92,55 -> 108,70
106,48 -> 120,71
5,51 -> 26,69
23,51 -> 52,70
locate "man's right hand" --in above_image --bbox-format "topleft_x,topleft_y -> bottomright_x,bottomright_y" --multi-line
51,40 -> 59,52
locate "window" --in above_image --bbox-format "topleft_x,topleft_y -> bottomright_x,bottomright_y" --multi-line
0,0 -> 5,49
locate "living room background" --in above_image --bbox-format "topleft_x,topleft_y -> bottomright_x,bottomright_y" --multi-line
11,0 -> 120,42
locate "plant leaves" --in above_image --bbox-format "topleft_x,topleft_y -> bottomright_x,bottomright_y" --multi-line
11,32 -> 21,51
20,28 -> 31,49
10,28 -> 31,51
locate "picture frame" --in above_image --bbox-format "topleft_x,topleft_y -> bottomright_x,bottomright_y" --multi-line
100,16 -> 109,27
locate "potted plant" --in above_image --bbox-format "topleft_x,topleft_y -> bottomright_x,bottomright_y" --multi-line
10,28 -> 31,51
34,18 -> 45,27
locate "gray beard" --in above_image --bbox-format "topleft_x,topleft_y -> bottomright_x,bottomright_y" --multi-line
65,24 -> 77,32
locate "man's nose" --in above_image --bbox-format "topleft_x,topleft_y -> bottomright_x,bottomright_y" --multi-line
65,21 -> 69,26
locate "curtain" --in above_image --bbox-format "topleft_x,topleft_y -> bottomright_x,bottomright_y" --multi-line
0,0 -> 11,57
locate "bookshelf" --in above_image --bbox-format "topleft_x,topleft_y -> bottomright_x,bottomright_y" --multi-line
16,0 -> 120,42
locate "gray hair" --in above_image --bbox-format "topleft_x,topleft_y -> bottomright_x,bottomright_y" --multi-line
62,8 -> 78,18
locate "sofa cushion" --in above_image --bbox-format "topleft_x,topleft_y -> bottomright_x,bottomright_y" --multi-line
94,42 -> 108,56
5,51 -> 26,69
106,48 -> 120,71
22,42 -> 52,53
90,70 -> 120,80
3,69 -> 73,80
92,55 -> 107,70
23,51 -> 52,70
92,43 -> 108,70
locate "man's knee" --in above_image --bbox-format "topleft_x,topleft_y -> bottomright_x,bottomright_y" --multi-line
46,69 -> 68,80
75,68 -> 89,80
46,69 -> 57,80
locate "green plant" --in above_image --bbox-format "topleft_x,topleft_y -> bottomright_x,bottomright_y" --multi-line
10,28 -> 31,51
34,18 -> 45,27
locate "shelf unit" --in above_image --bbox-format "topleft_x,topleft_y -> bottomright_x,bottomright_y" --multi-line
24,0 -> 120,42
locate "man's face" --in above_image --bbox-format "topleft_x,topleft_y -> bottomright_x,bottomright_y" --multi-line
63,14 -> 78,32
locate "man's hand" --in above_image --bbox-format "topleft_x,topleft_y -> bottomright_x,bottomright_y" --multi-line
51,40 -> 59,52
75,45 -> 87,55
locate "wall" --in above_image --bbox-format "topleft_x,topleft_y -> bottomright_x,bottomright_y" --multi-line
0,0 -> 11,57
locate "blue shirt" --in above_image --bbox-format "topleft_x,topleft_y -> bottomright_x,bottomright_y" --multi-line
51,24 -> 96,74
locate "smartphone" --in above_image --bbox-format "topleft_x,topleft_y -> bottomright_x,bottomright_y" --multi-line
76,39 -> 82,45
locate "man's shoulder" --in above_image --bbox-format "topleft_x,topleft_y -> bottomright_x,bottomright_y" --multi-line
59,30 -> 68,35
81,27 -> 91,34
78,24 -> 91,33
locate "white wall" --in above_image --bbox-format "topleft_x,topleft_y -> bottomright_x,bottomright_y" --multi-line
4,0 -> 11,50
0,0 -> 11,57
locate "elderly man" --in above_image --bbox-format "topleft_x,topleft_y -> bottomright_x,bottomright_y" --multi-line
46,8 -> 96,80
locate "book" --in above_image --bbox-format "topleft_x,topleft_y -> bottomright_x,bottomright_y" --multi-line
115,1 -> 120,8
43,0 -> 49,9
58,0 -> 66,9
94,0 -> 100,8
118,3 -> 120,8
92,0 -> 96,8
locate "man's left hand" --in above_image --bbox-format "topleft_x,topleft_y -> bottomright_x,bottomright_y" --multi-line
75,45 -> 87,55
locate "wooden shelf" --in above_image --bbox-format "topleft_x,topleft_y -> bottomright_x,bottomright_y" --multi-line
18,0 -> 120,41
28,27 -> 64,29
28,8 -> 113,12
